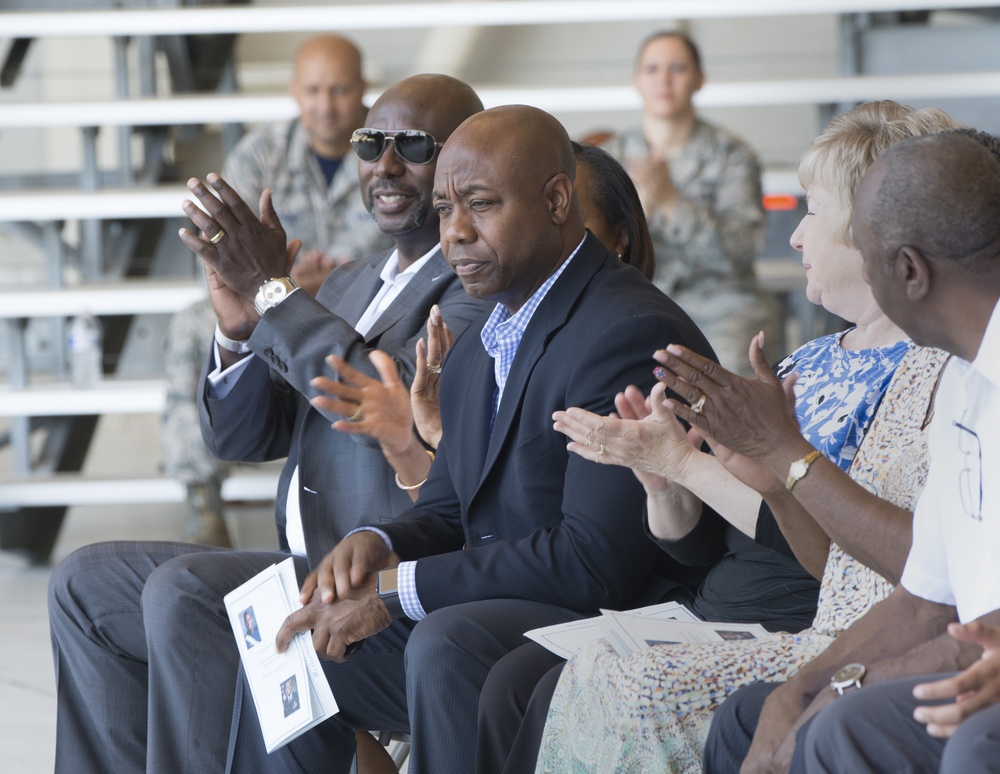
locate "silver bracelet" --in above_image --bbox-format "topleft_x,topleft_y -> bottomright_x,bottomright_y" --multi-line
214,324 -> 252,354
394,449 -> 436,491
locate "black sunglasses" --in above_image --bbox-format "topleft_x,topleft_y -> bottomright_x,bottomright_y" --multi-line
350,128 -> 444,165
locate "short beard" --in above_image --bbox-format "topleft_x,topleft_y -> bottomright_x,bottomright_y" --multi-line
365,192 -> 430,236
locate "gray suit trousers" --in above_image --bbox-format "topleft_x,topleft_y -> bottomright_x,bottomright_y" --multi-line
802,674 -> 1000,774
49,541 -> 296,773
228,599 -> 579,774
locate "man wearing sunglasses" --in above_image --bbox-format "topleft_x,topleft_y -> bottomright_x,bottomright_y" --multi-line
161,35 -> 391,550
47,74 -> 489,774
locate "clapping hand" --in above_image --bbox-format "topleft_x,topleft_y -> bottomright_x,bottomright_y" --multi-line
179,174 -> 301,339
411,304 -> 453,449
553,382 -> 698,492
311,351 -> 416,458
654,333 -> 800,465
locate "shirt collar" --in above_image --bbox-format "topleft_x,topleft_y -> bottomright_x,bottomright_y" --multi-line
381,243 -> 440,286
480,235 -> 586,355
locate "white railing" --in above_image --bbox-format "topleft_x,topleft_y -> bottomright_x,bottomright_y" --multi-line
0,472 -> 279,508
3,71 -> 999,130
1,0 -> 995,37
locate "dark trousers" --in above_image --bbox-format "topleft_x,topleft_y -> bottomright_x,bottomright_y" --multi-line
50,541 -> 580,774
703,680 -> 812,774
476,641 -> 571,773
49,541 -> 286,773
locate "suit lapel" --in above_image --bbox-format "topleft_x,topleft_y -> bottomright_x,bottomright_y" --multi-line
478,235 -> 610,483
336,254 -> 388,330
450,341 -> 497,497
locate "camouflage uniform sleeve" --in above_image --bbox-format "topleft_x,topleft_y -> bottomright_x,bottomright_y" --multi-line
221,129 -> 269,212
647,130 -> 767,286
162,299 -> 227,482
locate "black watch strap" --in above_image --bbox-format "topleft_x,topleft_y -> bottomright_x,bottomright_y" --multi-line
377,568 -> 406,619
379,590 -> 405,619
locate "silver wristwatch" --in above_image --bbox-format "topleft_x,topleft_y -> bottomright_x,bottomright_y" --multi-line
830,663 -> 866,695
254,277 -> 298,316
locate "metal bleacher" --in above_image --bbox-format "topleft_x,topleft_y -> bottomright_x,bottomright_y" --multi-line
2,0 -> 1000,561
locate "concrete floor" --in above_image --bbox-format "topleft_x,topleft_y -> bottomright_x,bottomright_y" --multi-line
0,412 -> 278,773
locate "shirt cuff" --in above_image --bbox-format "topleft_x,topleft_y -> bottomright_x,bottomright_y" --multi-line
214,323 -> 252,354
344,526 -> 394,553
397,561 -> 426,621
207,339 -> 255,399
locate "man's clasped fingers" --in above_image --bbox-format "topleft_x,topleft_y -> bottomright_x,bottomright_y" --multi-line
914,660 -> 1000,736
275,604 -> 317,654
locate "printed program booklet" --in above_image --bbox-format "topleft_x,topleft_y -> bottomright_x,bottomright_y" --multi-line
224,557 -> 339,753
525,601 -> 770,659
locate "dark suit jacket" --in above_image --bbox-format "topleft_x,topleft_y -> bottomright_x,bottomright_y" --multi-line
381,233 -> 717,615
198,248 -> 491,567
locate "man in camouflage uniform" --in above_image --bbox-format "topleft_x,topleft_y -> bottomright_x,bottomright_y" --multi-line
163,34 -> 388,546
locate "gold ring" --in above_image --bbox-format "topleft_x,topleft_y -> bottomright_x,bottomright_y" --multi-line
209,229 -> 226,245
597,444 -> 606,457
348,406 -> 363,422
690,395 -> 707,414
426,363 -> 443,374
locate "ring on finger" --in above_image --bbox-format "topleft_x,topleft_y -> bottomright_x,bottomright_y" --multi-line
690,394 -> 707,414
597,443 -> 606,457
209,228 -> 226,245
348,406 -> 363,422
426,363 -> 443,374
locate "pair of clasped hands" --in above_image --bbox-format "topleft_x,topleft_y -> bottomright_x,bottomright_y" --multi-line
180,173 -> 451,661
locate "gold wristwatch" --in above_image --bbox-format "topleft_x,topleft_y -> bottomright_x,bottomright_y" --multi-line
785,449 -> 822,492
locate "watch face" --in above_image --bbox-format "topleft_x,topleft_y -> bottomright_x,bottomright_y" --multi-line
790,460 -> 807,479
832,663 -> 866,684
262,281 -> 287,305
378,568 -> 399,596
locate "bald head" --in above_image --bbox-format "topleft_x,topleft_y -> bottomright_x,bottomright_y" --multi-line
369,74 -> 483,143
290,35 -> 366,157
293,35 -> 362,82
433,105 -> 586,312
852,131 -> 1000,356
357,75 -> 483,262
450,105 -> 577,185
856,133 -> 1000,272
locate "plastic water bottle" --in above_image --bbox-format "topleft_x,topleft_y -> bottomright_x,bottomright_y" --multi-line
67,313 -> 103,388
